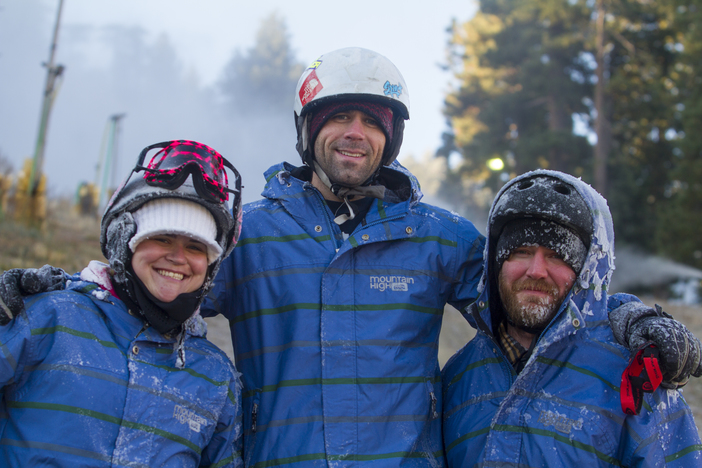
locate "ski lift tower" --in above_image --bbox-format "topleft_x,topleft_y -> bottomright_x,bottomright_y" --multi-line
95,113 -> 126,212
18,0 -> 65,226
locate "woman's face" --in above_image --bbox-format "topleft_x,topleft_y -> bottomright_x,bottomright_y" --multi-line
131,234 -> 208,303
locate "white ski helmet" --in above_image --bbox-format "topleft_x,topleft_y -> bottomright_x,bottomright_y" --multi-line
294,47 -> 410,168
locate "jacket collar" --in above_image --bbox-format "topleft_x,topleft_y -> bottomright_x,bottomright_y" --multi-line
260,161 -> 423,220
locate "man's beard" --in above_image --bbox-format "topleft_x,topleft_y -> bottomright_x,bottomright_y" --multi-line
498,274 -> 566,330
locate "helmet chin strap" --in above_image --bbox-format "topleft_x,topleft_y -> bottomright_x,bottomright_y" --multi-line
312,162 -> 386,225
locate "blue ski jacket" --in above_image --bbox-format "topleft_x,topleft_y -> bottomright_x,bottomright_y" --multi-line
0,261 -> 243,467
203,162 -> 485,467
442,170 -> 702,467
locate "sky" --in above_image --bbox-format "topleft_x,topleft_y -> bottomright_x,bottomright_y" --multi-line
0,0 -> 477,203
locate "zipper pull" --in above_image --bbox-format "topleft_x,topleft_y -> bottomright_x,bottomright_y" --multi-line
430,391 -> 438,420
251,402 -> 258,433
135,322 -> 149,339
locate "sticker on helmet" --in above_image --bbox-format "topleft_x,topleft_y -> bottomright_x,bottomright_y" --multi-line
307,59 -> 322,70
384,81 -> 403,99
299,70 -> 323,107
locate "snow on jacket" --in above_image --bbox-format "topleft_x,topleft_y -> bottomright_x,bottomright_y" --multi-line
0,261 -> 243,467
202,162 -> 485,467
441,170 -> 702,467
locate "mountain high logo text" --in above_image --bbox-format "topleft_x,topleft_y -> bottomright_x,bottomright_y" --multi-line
370,276 -> 414,292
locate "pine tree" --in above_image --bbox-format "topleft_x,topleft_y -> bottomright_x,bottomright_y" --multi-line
655,0 -> 702,268
442,0 -> 702,268
440,0 -> 593,208
219,13 -> 304,117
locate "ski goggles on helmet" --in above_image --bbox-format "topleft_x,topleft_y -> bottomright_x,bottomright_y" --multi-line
134,140 -> 241,205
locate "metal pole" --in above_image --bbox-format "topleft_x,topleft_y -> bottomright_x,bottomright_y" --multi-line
109,113 -> 126,191
97,114 -> 125,210
28,0 -> 65,195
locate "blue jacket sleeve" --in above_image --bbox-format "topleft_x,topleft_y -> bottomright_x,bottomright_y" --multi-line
607,292 -> 642,311
202,253 -> 236,320
627,389 -> 702,466
0,310 -> 31,388
447,226 -> 485,311
199,374 -> 244,467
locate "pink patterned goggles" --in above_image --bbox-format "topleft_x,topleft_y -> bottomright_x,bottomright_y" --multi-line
136,140 -> 241,204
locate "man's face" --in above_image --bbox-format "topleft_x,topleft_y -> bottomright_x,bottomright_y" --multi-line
313,109 -> 386,187
498,245 -> 577,330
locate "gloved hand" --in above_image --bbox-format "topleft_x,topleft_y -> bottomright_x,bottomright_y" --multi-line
610,301 -> 702,388
0,265 -> 66,325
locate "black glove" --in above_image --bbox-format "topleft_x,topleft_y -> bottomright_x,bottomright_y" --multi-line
0,265 -> 66,325
610,301 -> 702,388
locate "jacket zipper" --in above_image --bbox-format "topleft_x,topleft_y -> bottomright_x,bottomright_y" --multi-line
251,387 -> 263,433
425,377 -> 439,420
307,185 -> 343,251
251,402 -> 258,433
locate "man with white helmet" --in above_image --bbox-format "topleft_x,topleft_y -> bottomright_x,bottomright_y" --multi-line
205,47 -> 485,466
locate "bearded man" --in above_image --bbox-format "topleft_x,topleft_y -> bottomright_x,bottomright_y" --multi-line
442,170 -> 702,467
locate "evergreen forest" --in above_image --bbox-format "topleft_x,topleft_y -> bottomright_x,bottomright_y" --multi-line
438,0 -> 702,269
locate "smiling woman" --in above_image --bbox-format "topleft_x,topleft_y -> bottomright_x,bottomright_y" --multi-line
0,140 -> 245,467
101,140 -> 241,335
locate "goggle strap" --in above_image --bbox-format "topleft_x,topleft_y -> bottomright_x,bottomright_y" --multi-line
222,158 -> 243,194
136,141 -> 172,167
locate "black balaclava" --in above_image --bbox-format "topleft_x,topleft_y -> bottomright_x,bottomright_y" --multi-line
113,267 -> 203,335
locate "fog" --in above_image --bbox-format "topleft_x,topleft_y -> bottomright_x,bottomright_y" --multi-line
0,0 -> 298,204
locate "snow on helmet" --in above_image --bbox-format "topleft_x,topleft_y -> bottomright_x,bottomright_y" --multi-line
101,140 -> 242,294
489,173 -> 593,249
294,47 -> 410,168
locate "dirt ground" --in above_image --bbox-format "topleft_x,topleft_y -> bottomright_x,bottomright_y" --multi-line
0,200 -> 103,274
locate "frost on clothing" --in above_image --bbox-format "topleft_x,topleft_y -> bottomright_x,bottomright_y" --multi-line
0,262 -> 243,467
442,170 -> 702,467
202,161 -> 485,467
